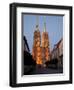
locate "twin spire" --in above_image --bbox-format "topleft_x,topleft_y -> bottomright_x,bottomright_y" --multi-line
44,16 -> 46,32
36,16 -> 39,31
36,16 -> 46,32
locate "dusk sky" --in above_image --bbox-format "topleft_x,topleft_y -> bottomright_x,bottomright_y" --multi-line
22,14 -> 63,53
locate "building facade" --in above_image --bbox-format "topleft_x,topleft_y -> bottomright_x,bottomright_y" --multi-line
41,18 -> 50,64
32,16 -> 50,66
32,24 -> 42,65
51,38 -> 63,65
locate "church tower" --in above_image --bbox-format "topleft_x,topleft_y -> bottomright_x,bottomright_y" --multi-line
42,16 -> 50,64
32,16 -> 42,65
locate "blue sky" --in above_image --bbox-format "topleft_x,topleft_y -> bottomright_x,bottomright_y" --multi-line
23,14 -> 63,53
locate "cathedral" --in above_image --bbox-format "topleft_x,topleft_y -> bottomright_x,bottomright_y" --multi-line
32,16 -> 50,66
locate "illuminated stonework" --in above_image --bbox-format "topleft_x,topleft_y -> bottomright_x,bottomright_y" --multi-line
32,25 -> 42,65
32,16 -> 50,65
42,32 -> 50,63
42,16 -> 50,63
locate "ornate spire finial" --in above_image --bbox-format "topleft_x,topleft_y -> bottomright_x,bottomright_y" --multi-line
36,16 -> 39,26
36,16 -> 39,30
44,16 -> 46,32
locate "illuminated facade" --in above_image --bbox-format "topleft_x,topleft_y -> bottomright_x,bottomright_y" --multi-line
42,17 -> 50,64
32,16 -> 50,65
32,20 -> 42,65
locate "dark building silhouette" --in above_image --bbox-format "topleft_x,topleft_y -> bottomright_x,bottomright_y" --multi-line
23,36 -> 36,75
23,36 -> 30,52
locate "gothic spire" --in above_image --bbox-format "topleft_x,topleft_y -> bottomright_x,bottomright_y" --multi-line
36,16 -> 39,31
44,16 -> 46,32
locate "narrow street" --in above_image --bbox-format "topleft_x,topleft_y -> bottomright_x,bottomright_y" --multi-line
28,65 -> 63,75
